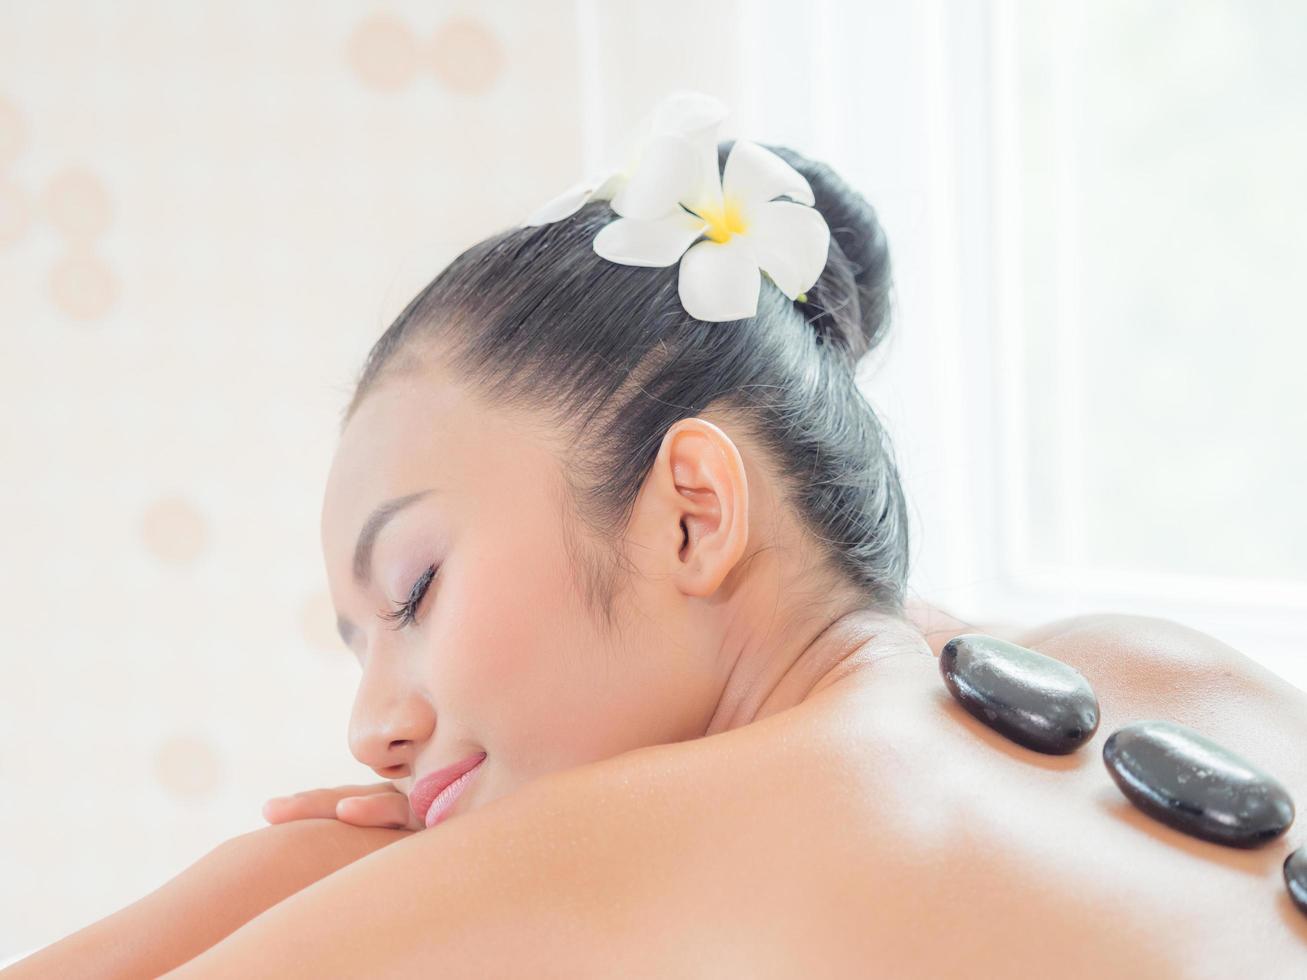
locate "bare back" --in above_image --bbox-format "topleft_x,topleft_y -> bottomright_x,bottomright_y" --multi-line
714,615 -> 1307,976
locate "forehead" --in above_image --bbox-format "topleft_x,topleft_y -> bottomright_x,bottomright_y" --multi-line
319,365 -> 557,568
325,377 -> 441,533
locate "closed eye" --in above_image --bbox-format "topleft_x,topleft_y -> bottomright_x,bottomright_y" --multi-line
380,563 -> 438,630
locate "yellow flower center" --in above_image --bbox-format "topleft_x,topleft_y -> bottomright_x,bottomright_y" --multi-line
698,197 -> 748,244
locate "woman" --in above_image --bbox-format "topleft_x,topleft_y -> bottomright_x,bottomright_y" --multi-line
7,130 -> 1305,977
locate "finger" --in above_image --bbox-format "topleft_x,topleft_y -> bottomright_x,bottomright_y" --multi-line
335,791 -> 418,830
262,782 -> 399,824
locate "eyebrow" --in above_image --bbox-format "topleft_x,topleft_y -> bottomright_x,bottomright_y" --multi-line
336,488 -> 438,649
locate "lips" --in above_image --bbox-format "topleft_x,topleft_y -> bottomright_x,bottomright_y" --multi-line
409,752 -> 487,827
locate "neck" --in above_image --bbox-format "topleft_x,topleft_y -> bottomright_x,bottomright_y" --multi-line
701,600 -> 928,735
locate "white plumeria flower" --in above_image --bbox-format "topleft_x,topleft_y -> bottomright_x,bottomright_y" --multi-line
520,90 -> 728,227
593,136 -> 831,322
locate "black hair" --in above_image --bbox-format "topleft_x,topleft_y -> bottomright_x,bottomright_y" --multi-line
342,140 -> 910,632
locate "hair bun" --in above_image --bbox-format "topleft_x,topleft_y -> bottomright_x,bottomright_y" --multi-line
724,141 -> 894,366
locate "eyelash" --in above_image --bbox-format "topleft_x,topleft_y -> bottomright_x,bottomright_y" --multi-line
381,563 -> 438,631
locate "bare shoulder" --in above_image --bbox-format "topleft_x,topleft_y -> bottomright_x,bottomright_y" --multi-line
1002,611 -> 1307,768
905,603 -> 1307,776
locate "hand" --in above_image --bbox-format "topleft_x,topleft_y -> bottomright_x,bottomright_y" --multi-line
262,779 -> 422,831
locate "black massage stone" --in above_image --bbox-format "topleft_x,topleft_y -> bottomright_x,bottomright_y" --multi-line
1102,720 -> 1296,848
1285,846 -> 1307,919
938,633 -> 1100,754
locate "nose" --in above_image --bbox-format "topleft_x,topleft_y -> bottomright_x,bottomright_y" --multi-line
347,649 -> 436,779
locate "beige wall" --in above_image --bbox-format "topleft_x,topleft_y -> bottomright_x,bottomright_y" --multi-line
0,0 -> 743,959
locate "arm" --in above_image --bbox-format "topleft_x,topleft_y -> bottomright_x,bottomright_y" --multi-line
160,733 -> 800,978
1,819 -> 412,980
159,769 -> 651,977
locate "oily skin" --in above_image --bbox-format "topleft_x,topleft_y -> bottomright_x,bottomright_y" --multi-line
320,356 -> 899,824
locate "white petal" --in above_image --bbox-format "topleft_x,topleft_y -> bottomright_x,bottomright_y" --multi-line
610,132 -> 700,221
747,200 -> 831,298
610,91 -> 728,223
593,210 -> 707,268
611,111 -> 661,185
521,171 -> 610,227
590,170 -> 626,202
648,89 -> 729,141
722,139 -> 815,208
678,236 -> 761,321
682,136 -> 724,218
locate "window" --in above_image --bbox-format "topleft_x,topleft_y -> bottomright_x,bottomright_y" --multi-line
737,0 -> 1307,689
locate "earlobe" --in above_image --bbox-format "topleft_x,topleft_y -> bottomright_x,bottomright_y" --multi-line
657,419 -> 751,597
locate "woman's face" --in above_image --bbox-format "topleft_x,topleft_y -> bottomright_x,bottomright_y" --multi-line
319,362 -> 756,826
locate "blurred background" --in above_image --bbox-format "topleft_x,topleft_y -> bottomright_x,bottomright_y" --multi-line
2,0 -> 1304,963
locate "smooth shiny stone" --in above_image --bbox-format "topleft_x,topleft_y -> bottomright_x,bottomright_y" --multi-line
1286,847 -> 1307,918
938,633 -> 1100,754
1102,720 -> 1296,848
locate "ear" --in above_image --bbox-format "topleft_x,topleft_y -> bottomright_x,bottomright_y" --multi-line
641,418 -> 750,598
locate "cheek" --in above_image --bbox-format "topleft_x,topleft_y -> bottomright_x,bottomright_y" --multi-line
435,531 -> 580,689
435,527 -> 618,766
